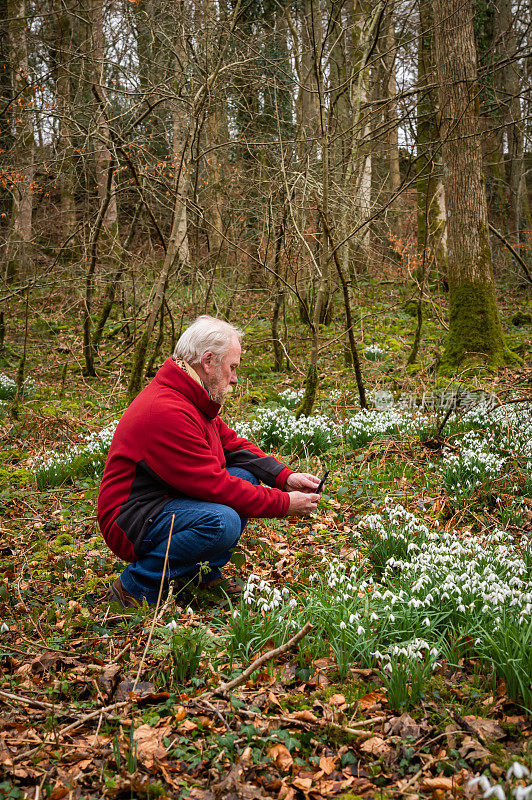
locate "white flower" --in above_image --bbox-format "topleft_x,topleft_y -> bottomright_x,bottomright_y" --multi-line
0,622 -> 9,633
508,764 -> 531,781
339,621 -> 346,630
513,787 -> 532,800
469,776 -> 492,793
165,620 -> 178,630
485,785 -> 506,800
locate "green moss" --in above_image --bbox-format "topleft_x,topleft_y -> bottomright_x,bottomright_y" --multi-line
385,337 -> 403,352
337,794 -> 367,800
0,449 -> 26,464
279,693 -> 313,712
295,362 -> 319,419
0,467 -> 31,486
511,311 -> 532,327
406,362 -> 422,375
54,533 -> 74,548
440,279 -> 520,374
127,330 -> 150,402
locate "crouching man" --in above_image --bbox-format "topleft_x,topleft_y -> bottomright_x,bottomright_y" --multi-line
98,315 -> 321,608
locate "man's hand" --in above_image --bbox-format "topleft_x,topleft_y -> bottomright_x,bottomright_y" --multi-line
285,472 -> 322,493
287,490 -> 321,515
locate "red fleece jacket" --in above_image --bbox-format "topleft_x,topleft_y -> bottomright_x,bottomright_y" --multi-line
98,358 -> 293,562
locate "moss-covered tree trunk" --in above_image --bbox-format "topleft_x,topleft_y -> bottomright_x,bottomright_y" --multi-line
433,0 -> 511,371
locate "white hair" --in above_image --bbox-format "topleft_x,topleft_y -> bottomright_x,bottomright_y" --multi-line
173,315 -> 243,364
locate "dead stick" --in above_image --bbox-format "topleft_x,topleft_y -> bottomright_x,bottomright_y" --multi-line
13,700 -> 130,762
217,622 -> 312,695
132,514 -> 175,692
235,705 -> 386,734
0,690 -> 58,711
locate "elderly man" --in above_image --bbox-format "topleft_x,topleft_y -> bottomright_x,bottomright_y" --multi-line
98,315 -> 321,608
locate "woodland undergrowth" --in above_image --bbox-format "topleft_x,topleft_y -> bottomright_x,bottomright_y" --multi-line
0,283 -> 531,800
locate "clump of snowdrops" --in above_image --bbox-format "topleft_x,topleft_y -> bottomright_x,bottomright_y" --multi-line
222,501 -> 532,712
34,420 -> 118,489
469,762 -> 532,800
277,388 -> 304,409
0,372 -> 36,401
438,400 -> 532,503
344,408 -> 427,449
233,407 -> 337,456
365,344 -> 388,361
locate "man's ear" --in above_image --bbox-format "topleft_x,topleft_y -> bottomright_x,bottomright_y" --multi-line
201,351 -> 214,373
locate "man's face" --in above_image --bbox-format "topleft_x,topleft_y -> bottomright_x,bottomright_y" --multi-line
204,338 -> 241,405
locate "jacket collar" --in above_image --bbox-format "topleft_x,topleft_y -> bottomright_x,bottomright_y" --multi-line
155,358 -> 221,419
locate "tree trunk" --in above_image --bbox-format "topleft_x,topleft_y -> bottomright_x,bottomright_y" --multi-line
433,0 -> 512,370
127,157 -> 190,399
89,0 -> 118,233
384,6 -> 401,199
271,207 -> 287,372
497,0 -> 531,244
5,0 -> 34,280
416,0 -> 446,271
52,0 -> 77,243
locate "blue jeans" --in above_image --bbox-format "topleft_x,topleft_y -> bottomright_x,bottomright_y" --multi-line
120,467 -> 259,603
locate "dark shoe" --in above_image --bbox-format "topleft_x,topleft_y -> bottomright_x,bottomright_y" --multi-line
106,577 -> 144,609
196,578 -> 242,608
200,578 -> 243,598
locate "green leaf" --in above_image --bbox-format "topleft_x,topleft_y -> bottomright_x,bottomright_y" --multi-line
230,550 -> 246,569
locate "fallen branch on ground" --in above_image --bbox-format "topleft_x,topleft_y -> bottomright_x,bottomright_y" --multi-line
216,622 -> 313,696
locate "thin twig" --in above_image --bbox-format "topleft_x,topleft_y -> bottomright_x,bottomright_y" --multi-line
216,622 -> 312,695
0,690 -> 57,711
133,514 -> 175,692
13,700 -> 130,763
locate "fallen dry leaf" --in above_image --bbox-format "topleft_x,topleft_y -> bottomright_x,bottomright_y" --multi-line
459,736 -> 490,761
358,690 -> 386,710
132,724 -> 169,768
292,776 -> 313,791
267,743 -> 293,772
385,713 -> 425,739
359,736 -> 394,758
328,693 -> 346,707
422,776 -> 460,791
463,716 -> 506,741
319,755 -> 337,774
179,719 -> 198,732
290,709 -> 318,723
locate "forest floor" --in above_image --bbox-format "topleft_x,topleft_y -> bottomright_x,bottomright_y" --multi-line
0,278 -> 531,800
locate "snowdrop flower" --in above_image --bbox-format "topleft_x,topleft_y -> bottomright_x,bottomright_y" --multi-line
485,786 -> 506,800
423,617 -> 430,627
339,621 -> 346,630
186,607 -> 193,617
165,620 -> 178,630
0,622 -> 9,633
508,765 -> 530,781
357,626 -> 364,636
513,787 -> 532,800
470,776 -> 492,793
